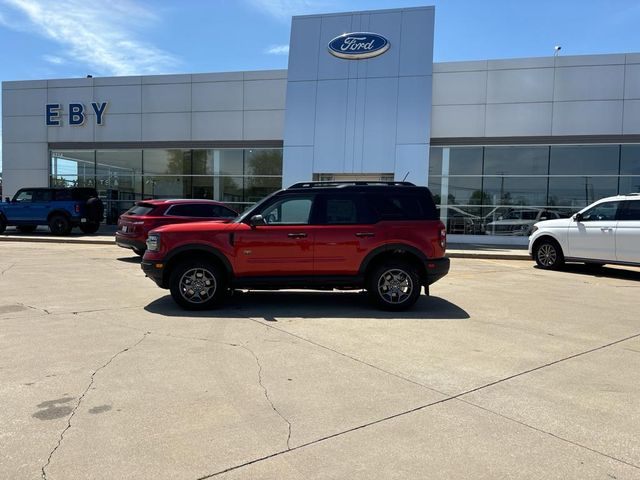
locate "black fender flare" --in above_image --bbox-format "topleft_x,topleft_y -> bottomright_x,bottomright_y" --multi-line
358,243 -> 428,277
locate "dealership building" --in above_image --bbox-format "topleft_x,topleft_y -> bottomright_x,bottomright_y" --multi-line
2,5 -> 640,243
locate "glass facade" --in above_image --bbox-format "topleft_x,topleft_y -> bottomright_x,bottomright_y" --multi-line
429,144 -> 640,236
50,148 -> 283,223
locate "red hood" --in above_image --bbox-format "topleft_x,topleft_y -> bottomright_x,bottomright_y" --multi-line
150,220 -> 239,234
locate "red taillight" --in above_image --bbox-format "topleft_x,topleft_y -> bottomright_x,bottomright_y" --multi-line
439,227 -> 447,249
75,203 -> 80,213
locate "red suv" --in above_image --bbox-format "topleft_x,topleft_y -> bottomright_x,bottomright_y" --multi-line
116,199 -> 237,256
141,182 -> 449,311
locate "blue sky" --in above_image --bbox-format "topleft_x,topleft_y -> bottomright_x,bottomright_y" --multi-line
1,0 -> 640,170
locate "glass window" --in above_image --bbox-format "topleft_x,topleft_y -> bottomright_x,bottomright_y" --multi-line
126,204 -> 156,216
581,201 -> 621,221
449,147 -> 483,175
143,149 -> 191,175
142,176 -> 190,199
50,150 -> 95,188
167,204 -> 212,217
14,190 -> 34,202
245,149 -> 283,176
428,147 -> 443,177
548,177 -> 618,209
32,190 -> 53,202
550,145 -> 619,175
368,193 -> 436,220
482,176 -> 547,206
245,176 -> 281,204
484,146 -> 548,175
211,205 -> 237,218
217,149 -> 244,176
618,200 -> 640,221
261,196 -> 314,225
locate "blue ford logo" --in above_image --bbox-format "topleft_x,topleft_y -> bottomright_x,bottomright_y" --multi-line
328,32 -> 390,60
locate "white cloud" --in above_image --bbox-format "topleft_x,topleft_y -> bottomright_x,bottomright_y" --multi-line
266,44 -> 289,55
0,0 -> 178,76
248,0 -> 334,21
43,54 -> 65,65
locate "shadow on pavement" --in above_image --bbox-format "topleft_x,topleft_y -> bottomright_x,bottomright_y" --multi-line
117,256 -> 142,263
145,291 -> 470,321
544,263 -> 640,282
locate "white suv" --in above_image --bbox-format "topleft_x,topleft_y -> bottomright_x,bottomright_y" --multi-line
529,194 -> 640,269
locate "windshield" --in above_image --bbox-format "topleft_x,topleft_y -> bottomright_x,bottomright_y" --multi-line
126,203 -> 156,216
233,190 -> 282,223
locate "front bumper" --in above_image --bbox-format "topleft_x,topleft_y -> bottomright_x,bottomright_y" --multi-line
141,259 -> 165,288
424,257 -> 450,285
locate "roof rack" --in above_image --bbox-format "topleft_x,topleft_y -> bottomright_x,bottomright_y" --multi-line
289,181 -> 416,189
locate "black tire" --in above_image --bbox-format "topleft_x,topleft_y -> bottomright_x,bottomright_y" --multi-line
85,197 -> 104,222
48,214 -> 72,236
17,225 -> 37,233
169,260 -> 226,310
79,221 -> 100,234
367,260 -> 421,311
0,216 -> 6,234
534,238 -> 565,270
133,248 -> 145,257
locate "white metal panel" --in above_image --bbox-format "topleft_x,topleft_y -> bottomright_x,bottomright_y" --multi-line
282,146 -> 314,187
93,76 -> 141,86
47,78 -> 93,88
399,7 -> 434,77
622,99 -> 640,134
244,70 -> 287,80
47,87 -> 93,105
142,83 -> 191,113
287,16 -> 322,82
243,110 -> 285,140
487,68 -> 554,103
94,114 -> 142,142
362,77 -> 398,172
191,72 -> 244,82
552,100 -> 623,135
431,105 -> 485,138
2,80 -> 48,90
282,81 -> 317,146
317,14 -> 352,81
554,54 -> 625,67
141,74 -> 190,84
365,11 -> 402,78
433,71 -> 486,105
192,111 -> 243,141
141,113 -> 191,141
93,85 -> 141,114
396,76 -> 431,144
624,64 -> 640,99
48,117 -> 95,142
313,79 -> 348,172
395,144 -> 428,185
488,57 -> 554,70
244,79 -> 287,111
2,167 -> 49,198
433,60 -> 487,73
485,103 -> 552,136
191,81 -> 243,111
4,116 -> 47,142
2,142 -> 48,173
554,65 -> 624,101
2,88 -> 47,116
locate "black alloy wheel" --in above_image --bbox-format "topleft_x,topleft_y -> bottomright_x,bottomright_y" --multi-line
48,215 -> 72,236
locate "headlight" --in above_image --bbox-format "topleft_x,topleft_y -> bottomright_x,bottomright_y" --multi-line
146,233 -> 161,252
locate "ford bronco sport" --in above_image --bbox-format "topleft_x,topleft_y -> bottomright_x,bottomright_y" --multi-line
141,182 -> 450,311
0,187 -> 104,235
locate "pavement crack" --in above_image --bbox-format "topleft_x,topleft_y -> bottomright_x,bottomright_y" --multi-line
41,331 -> 150,480
20,303 -> 51,315
239,343 -> 292,451
1,263 -> 15,276
194,319 -> 640,479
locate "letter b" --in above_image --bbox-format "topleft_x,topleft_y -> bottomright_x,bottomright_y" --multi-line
69,103 -> 85,125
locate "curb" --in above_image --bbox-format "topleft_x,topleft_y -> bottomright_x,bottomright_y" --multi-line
1,235 -> 532,260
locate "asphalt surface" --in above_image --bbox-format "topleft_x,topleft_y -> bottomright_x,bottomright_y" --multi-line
1,242 -> 639,479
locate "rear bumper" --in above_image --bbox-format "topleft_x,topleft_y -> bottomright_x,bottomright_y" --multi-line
115,233 -> 146,252
424,257 -> 450,285
141,259 -> 165,288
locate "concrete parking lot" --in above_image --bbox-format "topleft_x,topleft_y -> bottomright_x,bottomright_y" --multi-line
1,242 -> 639,479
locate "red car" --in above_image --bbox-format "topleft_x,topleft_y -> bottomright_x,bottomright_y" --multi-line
115,199 -> 237,256
141,182 -> 449,311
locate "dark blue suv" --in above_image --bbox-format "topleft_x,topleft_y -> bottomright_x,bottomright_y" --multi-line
0,187 -> 104,235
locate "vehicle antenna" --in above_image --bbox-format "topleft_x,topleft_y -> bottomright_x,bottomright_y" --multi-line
402,171 -> 410,182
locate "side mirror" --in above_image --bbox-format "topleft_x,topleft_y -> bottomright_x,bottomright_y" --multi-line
540,216 -> 547,220
574,212 -> 583,222
4,197 -> 9,203
249,214 -> 266,227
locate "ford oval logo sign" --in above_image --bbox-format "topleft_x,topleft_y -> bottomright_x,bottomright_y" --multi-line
328,32 -> 390,60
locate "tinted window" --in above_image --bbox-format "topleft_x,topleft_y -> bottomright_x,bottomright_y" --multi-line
71,188 -> 98,201
15,190 -> 34,202
261,196 -> 313,225
316,194 -> 373,224
368,192 -> 437,221
33,190 -> 53,202
168,204 -> 209,217
581,201 -> 621,221
210,205 -> 237,218
618,201 -> 640,221
127,204 -> 156,216
54,190 -> 72,201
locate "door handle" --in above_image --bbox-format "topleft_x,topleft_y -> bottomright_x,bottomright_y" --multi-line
355,232 -> 375,238
287,233 -> 307,238
600,227 -> 613,232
